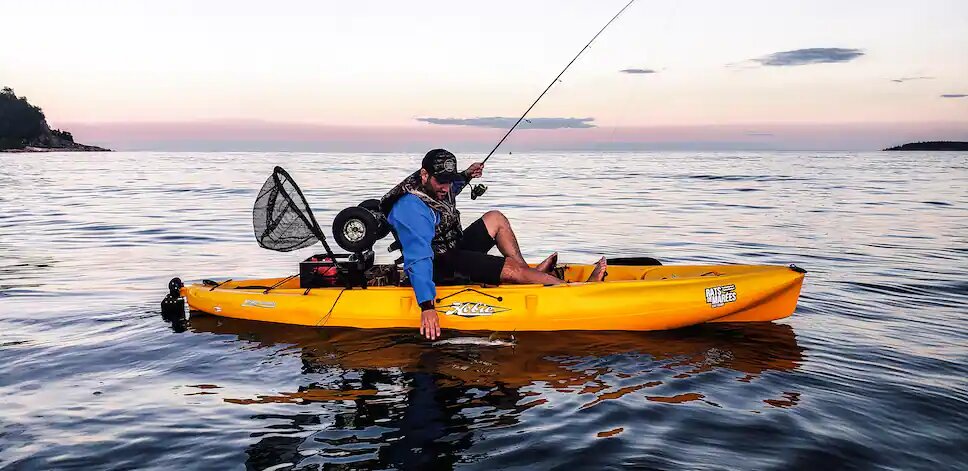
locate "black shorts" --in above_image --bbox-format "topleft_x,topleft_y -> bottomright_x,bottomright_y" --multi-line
434,218 -> 506,285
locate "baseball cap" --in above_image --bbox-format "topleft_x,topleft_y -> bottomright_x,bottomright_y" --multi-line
421,148 -> 461,183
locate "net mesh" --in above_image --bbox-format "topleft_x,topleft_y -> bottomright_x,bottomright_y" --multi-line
253,166 -> 321,252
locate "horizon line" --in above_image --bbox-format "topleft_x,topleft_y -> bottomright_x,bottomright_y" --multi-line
54,119 -> 968,153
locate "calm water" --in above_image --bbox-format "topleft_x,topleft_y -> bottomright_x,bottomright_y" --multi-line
1,151 -> 966,470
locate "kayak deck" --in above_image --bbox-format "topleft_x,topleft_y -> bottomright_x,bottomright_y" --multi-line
183,264 -> 805,331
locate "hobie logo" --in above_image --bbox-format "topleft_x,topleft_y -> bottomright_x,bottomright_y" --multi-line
440,302 -> 509,318
705,284 -> 737,308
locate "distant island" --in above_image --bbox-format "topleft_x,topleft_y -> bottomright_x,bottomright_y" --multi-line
0,87 -> 109,152
884,141 -> 968,151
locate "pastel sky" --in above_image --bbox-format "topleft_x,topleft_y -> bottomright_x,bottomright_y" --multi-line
2,0 -> 966,151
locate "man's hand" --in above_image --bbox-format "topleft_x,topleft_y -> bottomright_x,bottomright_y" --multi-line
420,308 -> 441,340
465,162 -> 484,179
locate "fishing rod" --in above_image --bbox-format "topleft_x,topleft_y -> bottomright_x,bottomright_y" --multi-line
471,0 -> 637,200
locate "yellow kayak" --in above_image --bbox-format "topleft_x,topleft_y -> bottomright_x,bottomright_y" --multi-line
179,263 -> 805,331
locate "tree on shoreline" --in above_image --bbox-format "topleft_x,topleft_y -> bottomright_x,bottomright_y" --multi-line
0,87 -> 47,150
0,86 -> 88,150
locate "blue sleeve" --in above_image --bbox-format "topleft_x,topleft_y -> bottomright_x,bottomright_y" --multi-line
451,173 -> 469,196
387,195 -> 437,304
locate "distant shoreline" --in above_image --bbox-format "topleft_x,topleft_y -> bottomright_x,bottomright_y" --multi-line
1,145 -> 111,153
883,141 -> 968,151
0,144 -> 112,154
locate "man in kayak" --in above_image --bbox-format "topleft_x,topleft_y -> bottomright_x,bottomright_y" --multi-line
380,148 -> 607,340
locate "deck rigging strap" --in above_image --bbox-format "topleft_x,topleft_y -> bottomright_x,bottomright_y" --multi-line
316,288 -> 348,327
263,274 -> 298,294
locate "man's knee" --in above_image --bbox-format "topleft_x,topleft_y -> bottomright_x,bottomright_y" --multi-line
483,210 -> 507,221
483,210 -> 510,231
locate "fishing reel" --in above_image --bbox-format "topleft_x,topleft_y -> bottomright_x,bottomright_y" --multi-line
470,184 -> 488,200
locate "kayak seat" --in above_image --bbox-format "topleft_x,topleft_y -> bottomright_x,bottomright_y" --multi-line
436,273 -> 474,286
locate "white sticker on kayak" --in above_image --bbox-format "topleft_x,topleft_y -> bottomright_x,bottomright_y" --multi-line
705,284 -> 736,308
242,300 -> 276,309
440,302 -> 509,318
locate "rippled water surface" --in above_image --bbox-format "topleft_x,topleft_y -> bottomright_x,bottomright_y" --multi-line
1,151 -> 966,470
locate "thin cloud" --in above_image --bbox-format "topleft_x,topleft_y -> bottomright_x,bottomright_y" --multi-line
745,131 -> 774,137
416,117 -> 596,129
940,94 -> 967,98
750,48 -> 865,67
891,76 -> 934,83
620,68 -> 657,74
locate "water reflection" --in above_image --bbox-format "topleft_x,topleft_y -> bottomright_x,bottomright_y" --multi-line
186,316 -> 803,469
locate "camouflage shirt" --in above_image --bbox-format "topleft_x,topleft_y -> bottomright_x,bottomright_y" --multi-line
380,170 -> 468,254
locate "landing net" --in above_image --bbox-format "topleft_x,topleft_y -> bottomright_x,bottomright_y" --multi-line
253,166 -> 324,252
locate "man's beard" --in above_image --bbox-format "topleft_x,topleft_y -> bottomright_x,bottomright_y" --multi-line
421,181 -> 443,201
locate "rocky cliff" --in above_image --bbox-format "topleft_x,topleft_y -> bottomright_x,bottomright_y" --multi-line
0,87 -> 110,152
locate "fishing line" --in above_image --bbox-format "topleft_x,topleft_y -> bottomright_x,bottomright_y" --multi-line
481,0 -> 636,164
471,0 -> 639,199
604,2 -> 678,154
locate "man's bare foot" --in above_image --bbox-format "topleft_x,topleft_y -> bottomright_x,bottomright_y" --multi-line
587,257 -> 607,282
536,252 -> 558,273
